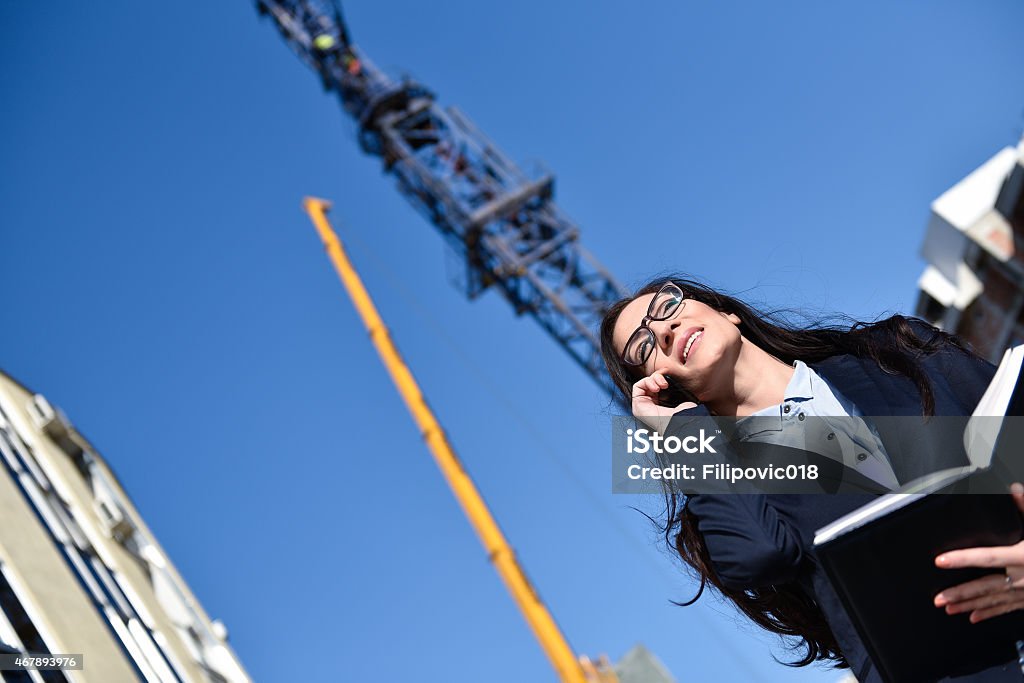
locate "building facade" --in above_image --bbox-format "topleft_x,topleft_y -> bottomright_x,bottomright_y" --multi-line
0,371 -> 250,683
916,136 -> 1024,360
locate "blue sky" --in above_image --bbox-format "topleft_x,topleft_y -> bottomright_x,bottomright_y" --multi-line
2,2 -> 1023,681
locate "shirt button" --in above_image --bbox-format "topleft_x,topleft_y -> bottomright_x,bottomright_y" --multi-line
783,405 -> 791,414
797,413 -> 805,421
857,453 -> 868,462
827,432 -> 835,440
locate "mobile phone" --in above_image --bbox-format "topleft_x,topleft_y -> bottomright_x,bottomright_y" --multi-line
661,374 -> 698,407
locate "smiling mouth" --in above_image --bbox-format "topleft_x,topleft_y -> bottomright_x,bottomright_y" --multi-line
679,329 -> 703,364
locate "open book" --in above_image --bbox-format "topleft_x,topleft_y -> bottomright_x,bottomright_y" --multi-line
813,345 -> 1024,683
816,344 -> 1024,543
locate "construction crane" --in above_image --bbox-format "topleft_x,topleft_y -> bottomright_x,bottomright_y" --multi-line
303,197 -> 623,683
256,8 -> 677,682
256,0 -> 628,395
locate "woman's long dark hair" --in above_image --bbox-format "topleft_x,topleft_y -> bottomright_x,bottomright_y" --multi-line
599,275 -> 972,668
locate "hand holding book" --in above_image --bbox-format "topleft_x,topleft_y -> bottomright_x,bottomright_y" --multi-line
812,344 -> 1024,682
934,482 -> 1024,623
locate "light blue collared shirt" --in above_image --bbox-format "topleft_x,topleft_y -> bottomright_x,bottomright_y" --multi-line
735,360 -> 900,490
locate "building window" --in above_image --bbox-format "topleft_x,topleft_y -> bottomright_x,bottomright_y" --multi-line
0,567 -> 67,683
981,262 -> 1018,312
917,292 -> 946,324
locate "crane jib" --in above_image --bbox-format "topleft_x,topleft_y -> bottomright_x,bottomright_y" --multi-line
257,0 -> 629,397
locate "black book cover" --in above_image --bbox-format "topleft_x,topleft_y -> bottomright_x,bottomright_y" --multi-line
815,348 -> 1024,682
817,471 -> 1024,682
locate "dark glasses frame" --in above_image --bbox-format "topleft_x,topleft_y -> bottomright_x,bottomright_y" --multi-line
621,282 -> 687,367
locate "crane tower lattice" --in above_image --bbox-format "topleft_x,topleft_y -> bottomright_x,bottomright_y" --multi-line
257,0 -> 629,395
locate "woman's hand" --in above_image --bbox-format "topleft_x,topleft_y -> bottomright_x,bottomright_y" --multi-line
631,371 -> 698,433
933,483 -> 1024,623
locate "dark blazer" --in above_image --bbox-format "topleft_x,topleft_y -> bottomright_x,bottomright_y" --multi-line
671,334 -> 1024,682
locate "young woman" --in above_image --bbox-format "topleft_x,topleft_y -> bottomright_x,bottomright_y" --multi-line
599,275 -> 1024,682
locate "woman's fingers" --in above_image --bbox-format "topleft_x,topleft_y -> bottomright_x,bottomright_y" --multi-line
1012,482 -> 1024,515
944,588 -> 1016,616
933,487 -> 1024,567
933,503 -> 1024,622
632,373 -> 665,399
936,543 -> 1024,569
935,570 -> 1024,623
939,578 -> 1016,612
931,486 -> 1024,622
631,372 -> 672,410
631,375 -> 671,430
969,591 -> 1024,623
630,372 -> 696,431
646,371 -> 669,395
934,573 -> 1011,607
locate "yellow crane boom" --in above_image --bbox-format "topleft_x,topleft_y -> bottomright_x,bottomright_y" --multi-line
303,197 -> 596,683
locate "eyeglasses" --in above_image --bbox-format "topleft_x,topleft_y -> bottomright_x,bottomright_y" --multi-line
621,282 -> 687,367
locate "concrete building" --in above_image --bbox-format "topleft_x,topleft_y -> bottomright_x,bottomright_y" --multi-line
612,644 -> 676,683
0,370 -> 250,683
915,135 -> 1024,360
580,644 -> 676,683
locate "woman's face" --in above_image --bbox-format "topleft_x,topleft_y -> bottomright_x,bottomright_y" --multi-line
611,291 -> 743,402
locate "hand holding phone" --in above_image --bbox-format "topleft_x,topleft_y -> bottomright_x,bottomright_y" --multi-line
631,371 -> 699,432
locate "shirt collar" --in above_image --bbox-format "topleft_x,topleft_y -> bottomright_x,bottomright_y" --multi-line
731,360 -> 816,440
786,360 -> 815,401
